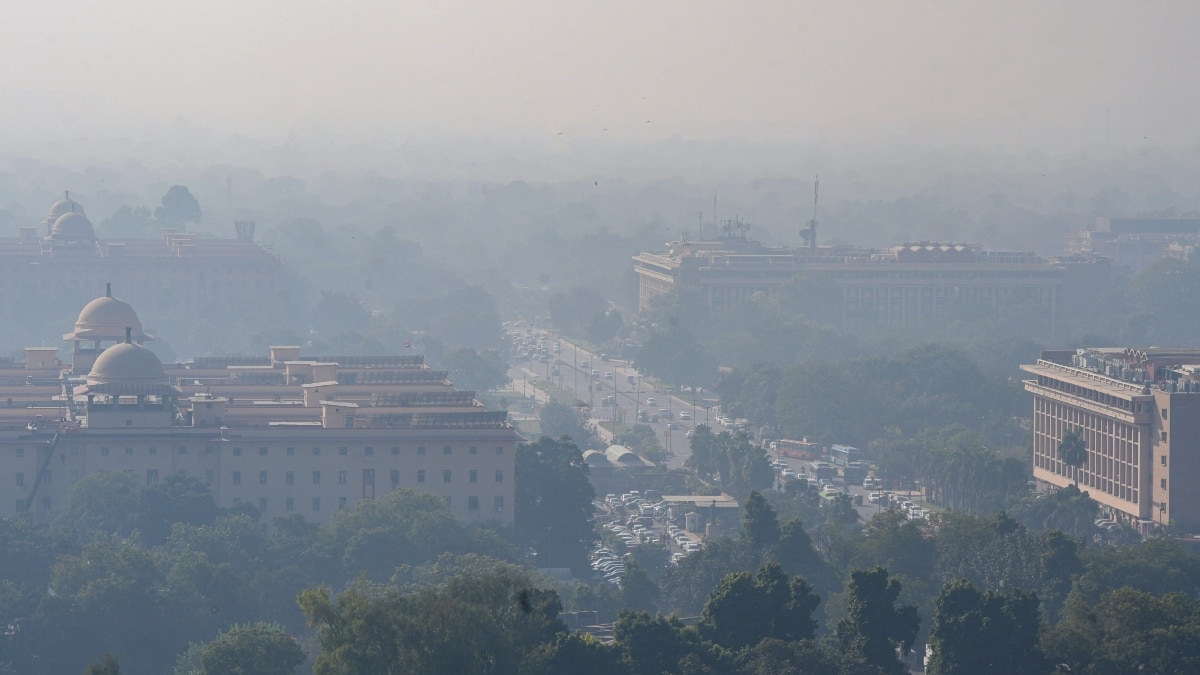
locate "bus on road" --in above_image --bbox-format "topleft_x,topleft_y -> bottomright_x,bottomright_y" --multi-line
843,461 -> 869,486
809,461 -> 837,482
771,438 -> 822,460
830,444 -> 864,467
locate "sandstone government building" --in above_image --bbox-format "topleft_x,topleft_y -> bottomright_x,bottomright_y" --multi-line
0,197 -> 519,525
632,226 -> 1106,336
0,193 -> 283,322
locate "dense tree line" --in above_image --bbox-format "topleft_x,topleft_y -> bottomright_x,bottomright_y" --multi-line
713,343 -> 1033,515
685,426 -> 775,500
6,457 -> 1200,672
0,436 -> 595,674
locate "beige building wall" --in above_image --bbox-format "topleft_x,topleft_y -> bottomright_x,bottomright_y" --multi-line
0,429 -> 517,526
1024,358 -> 1200,532
1024,359 -> 1156,528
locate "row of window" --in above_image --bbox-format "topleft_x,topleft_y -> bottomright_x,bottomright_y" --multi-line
227,468 -> 504,486
15,467 -> 506,488
241,494 -> 505,514
57,444 -> 509,457
13,466 -> 507,489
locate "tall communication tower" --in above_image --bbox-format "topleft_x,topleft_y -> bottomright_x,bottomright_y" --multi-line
799,175 -> 819,252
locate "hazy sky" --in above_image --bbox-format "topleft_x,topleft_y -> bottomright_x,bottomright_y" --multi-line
2,0 -> 1198,161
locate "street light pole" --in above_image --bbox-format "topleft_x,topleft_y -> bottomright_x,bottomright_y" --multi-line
635,376 -> 642,425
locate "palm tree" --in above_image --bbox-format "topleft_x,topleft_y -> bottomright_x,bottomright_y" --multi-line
1058,427 -> 1088,486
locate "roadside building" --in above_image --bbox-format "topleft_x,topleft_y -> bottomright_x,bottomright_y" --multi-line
633,229 -> 1105,336
1022,348 -> 1200,533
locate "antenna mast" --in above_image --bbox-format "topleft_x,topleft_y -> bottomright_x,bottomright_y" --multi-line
800,174 -> 819,253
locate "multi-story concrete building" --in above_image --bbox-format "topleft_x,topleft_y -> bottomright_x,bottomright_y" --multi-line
1022,348 -> 1200,533
0,292 -> 520,526
0,194 -> 282,330
633,232 -> 1102,334
1066,217 -> 1200,271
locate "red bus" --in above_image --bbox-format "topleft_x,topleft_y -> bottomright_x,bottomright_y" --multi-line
772,438 -> 822,460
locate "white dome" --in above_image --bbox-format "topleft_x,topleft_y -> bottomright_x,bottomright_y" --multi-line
50,212 -> 96,242
87,341 -> 166,385
45,195 -> 86,224
65,287 -> 151,343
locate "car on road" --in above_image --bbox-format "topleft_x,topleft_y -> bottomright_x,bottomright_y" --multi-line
679,411 -> 692,420
605,371 -> 614,379
646,397 -> 656,406
590,370 -> 600,378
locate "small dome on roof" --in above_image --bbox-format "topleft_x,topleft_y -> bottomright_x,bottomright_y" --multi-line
87,340 -> 166,385
65,285 -> 151,343
46,196 -> 86,221
50,212 -> 96,242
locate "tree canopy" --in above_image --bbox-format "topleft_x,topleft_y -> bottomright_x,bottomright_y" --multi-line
515,436 -> 596,573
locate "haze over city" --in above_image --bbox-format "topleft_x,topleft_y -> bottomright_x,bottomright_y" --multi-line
2,0 -> 1198,179
4,2 -> 1200,674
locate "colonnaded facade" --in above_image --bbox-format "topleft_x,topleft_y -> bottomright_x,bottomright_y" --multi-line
633,229 -> 1107,336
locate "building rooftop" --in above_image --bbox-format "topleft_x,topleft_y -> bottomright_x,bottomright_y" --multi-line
1034,347 -> 1200,394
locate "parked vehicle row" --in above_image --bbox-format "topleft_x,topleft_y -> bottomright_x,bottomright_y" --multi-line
591,547 -> 625,586
867,491 -> 929,520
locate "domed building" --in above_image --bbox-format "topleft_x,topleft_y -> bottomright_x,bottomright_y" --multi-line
42,191 -> 86,235
64,283 -> 153,372
0,293 -> 519,527
73,328 -> 181,429
48,212 -> 98,248
0,193 -> 282,341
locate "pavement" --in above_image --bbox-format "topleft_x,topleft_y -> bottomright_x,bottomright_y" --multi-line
505,331 -> 761,471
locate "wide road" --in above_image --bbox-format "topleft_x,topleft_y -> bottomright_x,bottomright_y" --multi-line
506,327 -> 712,470
507,325 -> 928,526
